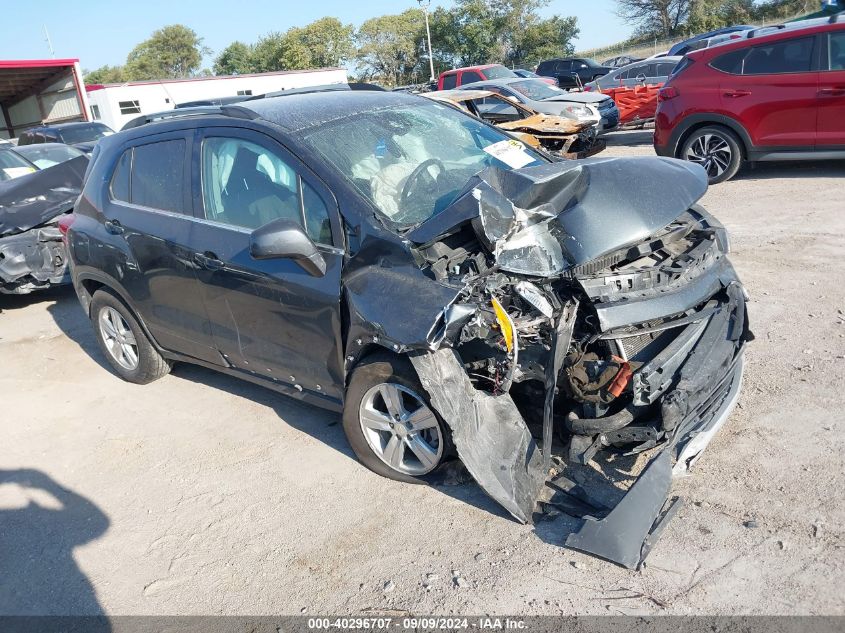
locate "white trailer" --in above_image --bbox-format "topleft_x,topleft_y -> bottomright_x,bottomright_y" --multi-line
85,67 -> 348,131
0,59 -> 90,139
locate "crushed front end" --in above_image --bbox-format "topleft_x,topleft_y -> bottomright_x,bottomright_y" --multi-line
0,155 -> 87,294
406,156 -> 752,568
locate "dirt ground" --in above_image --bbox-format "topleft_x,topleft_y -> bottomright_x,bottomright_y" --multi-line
1,131 -> 843,616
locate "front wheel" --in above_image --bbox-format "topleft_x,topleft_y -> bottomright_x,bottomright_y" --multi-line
342,353 -> 451,484
680,125 -> 743,184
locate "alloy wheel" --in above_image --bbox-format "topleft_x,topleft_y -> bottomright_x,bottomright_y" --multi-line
98,306 -> 139,371
685,133 -> 732,179
358,382 -> 443,476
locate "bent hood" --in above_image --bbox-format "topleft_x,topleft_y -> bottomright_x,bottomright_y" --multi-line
408,156 -> 707,273
0,155 -> 88,237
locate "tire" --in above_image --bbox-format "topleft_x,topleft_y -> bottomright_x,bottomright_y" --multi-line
680,125 -> 743,184
342,352 -> 452,484
89,288 -> 170,384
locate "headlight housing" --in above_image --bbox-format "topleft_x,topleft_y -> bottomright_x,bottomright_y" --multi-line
563,104 -> 593,118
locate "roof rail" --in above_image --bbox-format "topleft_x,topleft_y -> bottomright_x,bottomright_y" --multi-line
120,105 -> 259,131
831,10 -> 844,22
746,23 -> 786,38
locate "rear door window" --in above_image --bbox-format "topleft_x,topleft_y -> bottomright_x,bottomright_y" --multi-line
129,139 -> 187,213
555,60 -> 572,72
441,73 -> 458,89
711,48 -> 748,74
742,36 -> 815,74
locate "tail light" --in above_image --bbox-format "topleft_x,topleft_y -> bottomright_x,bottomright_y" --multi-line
58,213 -> 75,241
583,85 -> 593,92
658,86 -> 680,101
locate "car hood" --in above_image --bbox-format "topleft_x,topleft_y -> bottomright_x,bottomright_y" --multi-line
541,92 -> 609,104
408,156 -> 707,272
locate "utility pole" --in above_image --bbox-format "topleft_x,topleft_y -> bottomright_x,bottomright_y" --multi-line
417,0 -> 436,83
43,25 -> 55,58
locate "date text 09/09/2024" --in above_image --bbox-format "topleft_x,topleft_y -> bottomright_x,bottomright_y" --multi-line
307,617 -> 527,630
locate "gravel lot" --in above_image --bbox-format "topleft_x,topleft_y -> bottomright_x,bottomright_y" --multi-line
1,131 -> 843,616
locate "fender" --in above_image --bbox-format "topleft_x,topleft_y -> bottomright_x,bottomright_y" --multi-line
668,112 -> 754,158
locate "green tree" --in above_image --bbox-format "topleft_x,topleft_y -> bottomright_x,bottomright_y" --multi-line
249,17 -> 354,72
124,25 -> 210,80
213,41 -> 256,75
508,15 -> 580,68
614,0 -> 692,37
356,10 -> 426,85
83,65 -> 126,84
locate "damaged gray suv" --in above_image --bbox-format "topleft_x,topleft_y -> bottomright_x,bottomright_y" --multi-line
65,91 -> 751,568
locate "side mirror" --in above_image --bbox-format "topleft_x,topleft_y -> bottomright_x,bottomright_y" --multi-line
249,218 -> 326,277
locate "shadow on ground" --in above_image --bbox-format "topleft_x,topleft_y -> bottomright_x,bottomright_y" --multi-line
0,468 -> 110,625
734,160 -> 845,181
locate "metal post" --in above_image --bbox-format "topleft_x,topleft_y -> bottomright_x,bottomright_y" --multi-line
418,0 -> 436,83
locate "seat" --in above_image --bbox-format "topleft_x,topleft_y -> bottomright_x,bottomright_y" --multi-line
221,146 -> 300,229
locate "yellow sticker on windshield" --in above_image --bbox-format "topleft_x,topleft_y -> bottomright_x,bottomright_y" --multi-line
483,139 -> 534,169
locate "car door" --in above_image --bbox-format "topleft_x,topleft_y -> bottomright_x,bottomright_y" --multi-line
103,132 -> 220,364
189,127 -> 345,401
817,29 -> 845,147
554,60 -> 573,87
718,35 -> 819,147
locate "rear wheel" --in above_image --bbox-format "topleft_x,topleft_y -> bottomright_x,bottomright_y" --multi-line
90,289 -> 170,384
680,125 -> 743,184
342,353 -> 451,484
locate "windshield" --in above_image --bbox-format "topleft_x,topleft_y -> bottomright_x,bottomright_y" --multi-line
483,65 -> 518,80
0,149 -> 36,181
58,123 -> 114,145
14,144 -> 84,169
302,100 -> 544,228
509,79 -> 569,101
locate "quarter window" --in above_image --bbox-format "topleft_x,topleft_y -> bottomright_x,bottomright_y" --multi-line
441,73 -> 458,89
201,137 -> 333,244
118,100 -> 141,114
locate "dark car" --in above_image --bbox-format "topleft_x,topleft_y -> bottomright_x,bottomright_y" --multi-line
512,69 -> 557,85
64,91 -> 750,568
655,16 -> 845,183
17,121 -> 114,154
536,57 -> 613,88
668,25 -> 756,57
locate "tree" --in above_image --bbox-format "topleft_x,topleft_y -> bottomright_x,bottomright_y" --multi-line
247,18 -> 354,72
429,0 -> 579,69
214,41 -> 256,75
614,0 -> 692,37
356,10 -> 426,85
124,25 -> 210,80
83,65 -> 126,84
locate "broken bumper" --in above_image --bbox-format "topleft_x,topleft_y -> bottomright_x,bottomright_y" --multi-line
0,224 -> 69,294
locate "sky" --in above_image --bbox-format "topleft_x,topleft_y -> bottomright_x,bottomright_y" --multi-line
1,0 -> 632,71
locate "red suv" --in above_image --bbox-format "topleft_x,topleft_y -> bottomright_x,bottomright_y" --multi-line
654,15 -> 845,183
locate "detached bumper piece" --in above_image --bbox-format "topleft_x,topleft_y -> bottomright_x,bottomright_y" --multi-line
0,225 -> 68,294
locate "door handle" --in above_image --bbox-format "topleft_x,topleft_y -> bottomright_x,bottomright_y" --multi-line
194,251 -> 224,270
723,89 -> 751,98
818,87 -> 845,97
104,219 -> 124,235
